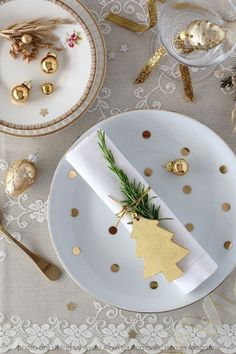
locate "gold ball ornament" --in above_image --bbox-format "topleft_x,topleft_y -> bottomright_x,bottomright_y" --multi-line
41,82 -> 54,95
21,33 -> 33,45
11,81 -> 31,103
41,52 -> 58,74
5,158 -> 37,197
166,159 -> 189,176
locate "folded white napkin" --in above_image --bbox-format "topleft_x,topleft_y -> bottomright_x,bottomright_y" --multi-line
66,130 -> 217,294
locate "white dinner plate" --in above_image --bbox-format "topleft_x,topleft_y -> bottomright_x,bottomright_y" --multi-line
0,0 -> 106,137
49,110 -> 236,312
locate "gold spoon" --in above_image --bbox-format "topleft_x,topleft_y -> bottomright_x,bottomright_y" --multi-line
0,224 -> 61,281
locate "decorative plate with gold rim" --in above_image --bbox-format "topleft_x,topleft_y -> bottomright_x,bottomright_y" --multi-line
0,0 -> 106,137
49,110 -> 236,312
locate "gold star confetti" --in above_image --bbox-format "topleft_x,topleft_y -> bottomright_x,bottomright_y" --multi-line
40,108 -> 49,117
128,329 -> 137,338
66,302 -> 77,311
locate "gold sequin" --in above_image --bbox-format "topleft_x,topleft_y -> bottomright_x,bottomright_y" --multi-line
72,246 -> 81,256
71,208 -> 79,217
111,264 -> 120,273
224,241 -> 233,250
142,130 -> 151,139
109,226 -> 117,235
144,168 -> 153,177
150,281 -> 158,289
183,185 -> 192,194
222,203 -> 231,212
181,147 -> 190,156
219,165 -> 228,174
68,170 -> 77,179
185,223 -> 194,232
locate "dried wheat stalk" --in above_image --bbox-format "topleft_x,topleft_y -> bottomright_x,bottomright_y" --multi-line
0,18 -> 76,62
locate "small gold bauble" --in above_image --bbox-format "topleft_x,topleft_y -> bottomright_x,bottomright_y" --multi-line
5,159 -> 37,197
166,159 -> 189,176
41,82 -> 54,95
21,33 -> 33,45
11,81 -> 31,103
41,52 -> 58,74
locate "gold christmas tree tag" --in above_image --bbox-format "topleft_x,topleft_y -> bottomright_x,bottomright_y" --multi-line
131,217 -> 189,282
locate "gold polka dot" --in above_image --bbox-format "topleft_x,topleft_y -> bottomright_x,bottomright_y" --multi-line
222,203 -> 231,212
71,208 -> 79,217
72,246 -> 81,255
109,226 -> 117,235
68,170 -> 77,179
181,147 -> 190,156
142,130 -> 151,139
224,241 -> 233,250
183,185 -> 192,194
150,281 -> 158,289
219,165 -> 228,174
185,223 -> 194,232
111,264 -> 120,273
144,168 -> 153,177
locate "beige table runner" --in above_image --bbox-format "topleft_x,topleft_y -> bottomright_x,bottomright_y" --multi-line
0,1 -> 236,353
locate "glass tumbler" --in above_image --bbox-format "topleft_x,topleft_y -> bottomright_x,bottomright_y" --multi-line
159,0 -> 236,67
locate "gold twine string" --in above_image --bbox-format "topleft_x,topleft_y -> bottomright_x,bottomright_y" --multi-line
106,0 -> 194,100
109,186 -> 151,227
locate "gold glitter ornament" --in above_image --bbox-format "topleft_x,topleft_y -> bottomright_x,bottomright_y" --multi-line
41,82 -> 54,95
41,52 -> 58,74
166,159 -> 189,176
131,216 -> 189,281
183,20 -> 225,50
11,81 -> 31,103
5,156 -> 37,197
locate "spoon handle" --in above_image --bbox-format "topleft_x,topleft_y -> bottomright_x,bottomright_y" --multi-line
0,225 -> 61,281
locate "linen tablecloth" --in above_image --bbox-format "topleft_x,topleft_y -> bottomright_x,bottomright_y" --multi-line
0,1 -> 236,353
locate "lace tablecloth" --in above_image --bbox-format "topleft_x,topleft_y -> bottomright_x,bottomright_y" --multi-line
1,1 -> 236,353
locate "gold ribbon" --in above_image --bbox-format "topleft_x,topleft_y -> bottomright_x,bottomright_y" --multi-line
179,64 -> 194,102
135,47 -> 166,84
106,0 -> 194,101
106,0 -> 157,33
106,0 -> 164,84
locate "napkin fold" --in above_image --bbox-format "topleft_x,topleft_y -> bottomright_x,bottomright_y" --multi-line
66,130 -> 217,294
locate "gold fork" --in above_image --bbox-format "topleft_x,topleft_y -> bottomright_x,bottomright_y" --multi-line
0,224 -> 61,281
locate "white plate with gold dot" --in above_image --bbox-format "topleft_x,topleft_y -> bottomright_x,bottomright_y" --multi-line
49,110 -> 236,312
0,0 -> 106,137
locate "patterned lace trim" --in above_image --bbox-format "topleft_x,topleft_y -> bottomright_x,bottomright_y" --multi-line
0,301 -> 236,354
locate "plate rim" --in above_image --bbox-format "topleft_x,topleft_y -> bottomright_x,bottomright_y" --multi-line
48,109 -> 236,313
0,0 -> 107,137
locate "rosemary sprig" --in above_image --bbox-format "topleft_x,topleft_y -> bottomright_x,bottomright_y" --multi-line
97,130 -> 161,220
